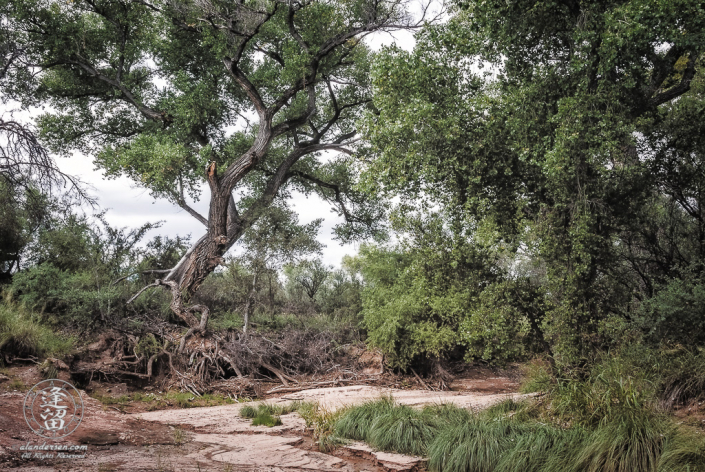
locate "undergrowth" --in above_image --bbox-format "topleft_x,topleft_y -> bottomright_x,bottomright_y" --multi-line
0,297 -> 74,359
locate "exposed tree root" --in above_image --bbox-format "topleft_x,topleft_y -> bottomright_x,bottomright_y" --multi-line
71,323 -> 353,396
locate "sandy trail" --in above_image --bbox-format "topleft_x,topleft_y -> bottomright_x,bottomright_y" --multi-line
127,385 -> 526,472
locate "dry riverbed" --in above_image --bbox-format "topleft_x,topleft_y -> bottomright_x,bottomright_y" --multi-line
0,368 -> 522,471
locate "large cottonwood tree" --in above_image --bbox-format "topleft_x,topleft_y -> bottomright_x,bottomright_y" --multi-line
3,0 -> 429,345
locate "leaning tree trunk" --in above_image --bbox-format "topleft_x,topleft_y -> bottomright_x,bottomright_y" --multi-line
157,166 -> 253,353
153,155 -> 284,352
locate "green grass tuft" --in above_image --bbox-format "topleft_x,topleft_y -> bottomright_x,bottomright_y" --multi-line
421,403 -> 473,427
520,358 -> 555,394
658,426 -> 705,472
537,427 -> 591,472
251,410 -> 282,427
367,404 -> 437,456
574,415 -> 667,472
334,396 -> 396,441
240,401 -> 316,420
494,425 -> 569,472
240,404 -> 257,419
427,419 -> 530,472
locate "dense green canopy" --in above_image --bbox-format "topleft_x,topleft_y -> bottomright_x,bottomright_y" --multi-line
361,0 -> 705,366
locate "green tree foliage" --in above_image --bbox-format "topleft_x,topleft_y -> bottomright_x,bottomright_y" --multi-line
1,0 -> 420,333
362,0 -> 705,367
352,212 -> 549,368
317,260 -> 363,320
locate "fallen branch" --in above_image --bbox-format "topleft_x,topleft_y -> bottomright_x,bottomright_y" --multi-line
112,269 -> 171,286
266,378 -> 356,394
260,360 -> 298,386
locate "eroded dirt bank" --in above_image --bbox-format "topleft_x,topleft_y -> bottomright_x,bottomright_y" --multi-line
0,370 -> 522,471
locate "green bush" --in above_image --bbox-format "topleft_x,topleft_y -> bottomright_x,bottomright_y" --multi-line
355,241 -> 546,368
636,277 -> 705,346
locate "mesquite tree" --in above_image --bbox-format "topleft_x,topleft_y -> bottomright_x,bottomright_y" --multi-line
3,0 -> 430,346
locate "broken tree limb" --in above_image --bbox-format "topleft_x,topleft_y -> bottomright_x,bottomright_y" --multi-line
410,367 -> 431,390
260,360 -> 298,386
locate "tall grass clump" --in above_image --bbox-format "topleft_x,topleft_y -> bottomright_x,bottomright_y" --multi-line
334,396 -> 396,441
535,427 -> 591,472
658,348 -> 705,408
480,398 -> 540,423
574,414 -> 668,472
524,345 -> 705,416
658,426 -> 705,472
313,406 -> 348,452
547,355 -> 657,428
239,404 -> 258,419
0,297 -> 74,358
421,403 -> 473,428
367,404 -> 437,456
520,358 -> 555,394
427,419 -> 529,472
493,425 -> 568,472
294,401 -> 348,452
333,391 -> 705,472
